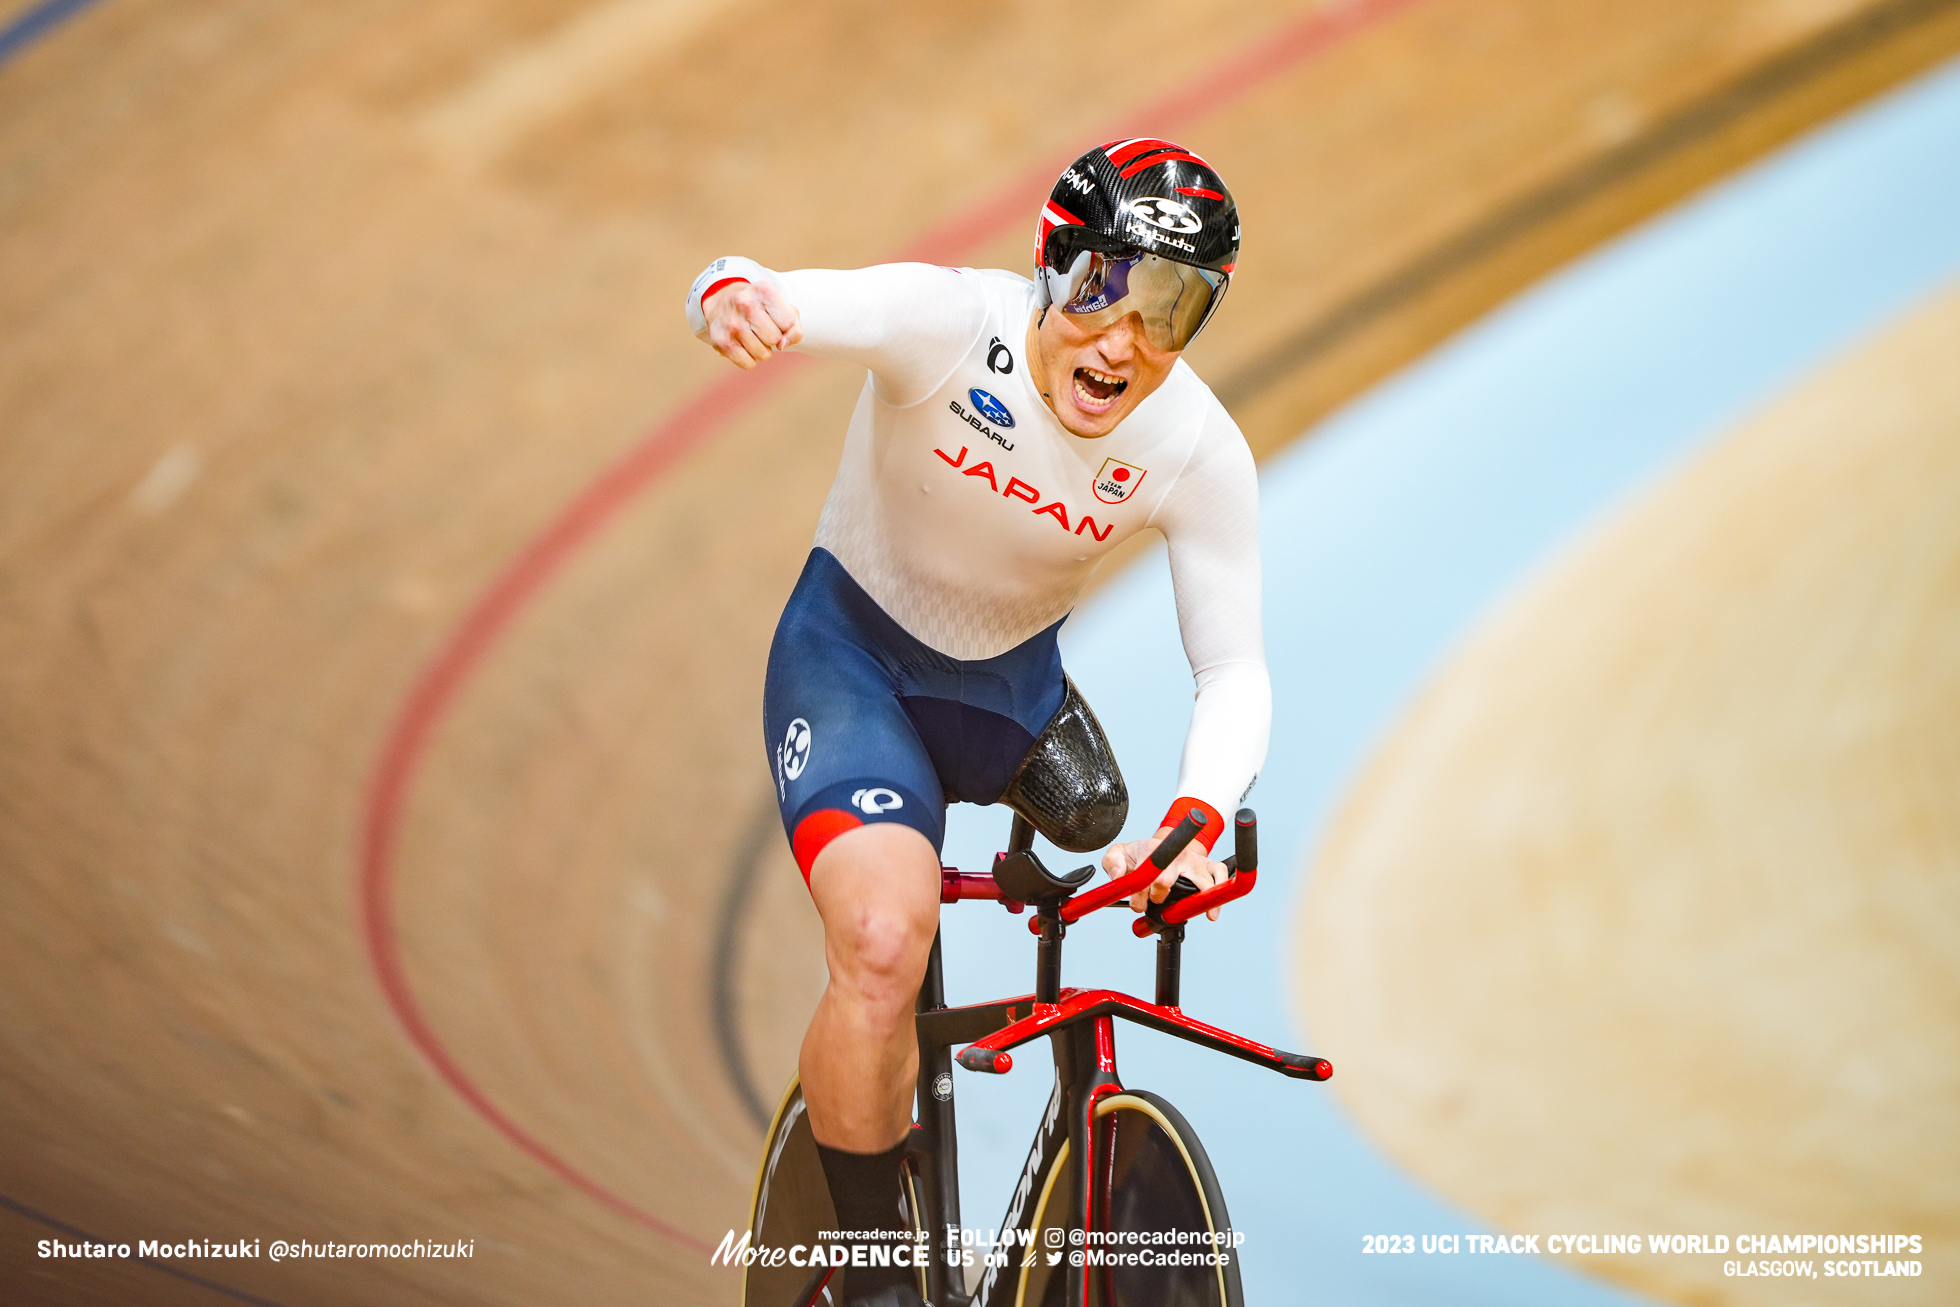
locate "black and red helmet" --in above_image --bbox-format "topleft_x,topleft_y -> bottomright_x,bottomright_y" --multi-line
1035,138 -> 1240,350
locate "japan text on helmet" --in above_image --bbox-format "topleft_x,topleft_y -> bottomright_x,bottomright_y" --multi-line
1034,139 -> 1240,351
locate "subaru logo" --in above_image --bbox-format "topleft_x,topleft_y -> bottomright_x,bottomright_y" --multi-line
968,388 -> 1014,428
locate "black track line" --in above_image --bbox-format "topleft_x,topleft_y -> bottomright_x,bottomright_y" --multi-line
710,795 -> 785,1132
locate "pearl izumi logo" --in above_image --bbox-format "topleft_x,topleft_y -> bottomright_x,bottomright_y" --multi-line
1093,458 -> 1146,504
1129,197 -> 1202,233
851,787 -> 903,814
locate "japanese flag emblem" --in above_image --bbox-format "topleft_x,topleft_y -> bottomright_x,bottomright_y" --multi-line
1093,458 -> 1146,504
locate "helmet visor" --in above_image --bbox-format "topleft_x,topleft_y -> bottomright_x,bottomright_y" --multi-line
1057,247 -> 1225,352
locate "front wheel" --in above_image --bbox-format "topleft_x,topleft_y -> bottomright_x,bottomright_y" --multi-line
1005,1090 -> 1243,1307
743,1079 -> 931,1307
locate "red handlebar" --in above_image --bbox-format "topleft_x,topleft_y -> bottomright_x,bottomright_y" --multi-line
1154,806 -> 1258,925
941,869 -> 1025,912
1160,866 -> 1258,925
946,806 -> 1258,928
1059,806 -> 1208,923
1057,863 -> 1152,922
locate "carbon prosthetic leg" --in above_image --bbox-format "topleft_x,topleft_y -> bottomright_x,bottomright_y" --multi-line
998,675 -> 1128,852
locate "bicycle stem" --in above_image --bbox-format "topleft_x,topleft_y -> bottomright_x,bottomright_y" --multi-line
1035,907 -> 1065,1005
1155,923 -> 1185,1007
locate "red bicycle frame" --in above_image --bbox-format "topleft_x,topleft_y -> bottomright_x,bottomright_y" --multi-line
904,807 -> 1331,1307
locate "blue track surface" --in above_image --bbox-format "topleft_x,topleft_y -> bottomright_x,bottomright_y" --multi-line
0,0 -> 104,71
939,51 -> 1960,1306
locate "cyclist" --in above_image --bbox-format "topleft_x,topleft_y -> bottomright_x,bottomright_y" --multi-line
687,138 -> 1268,1306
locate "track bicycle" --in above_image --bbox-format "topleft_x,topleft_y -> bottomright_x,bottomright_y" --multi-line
740,805 -> 1332,1306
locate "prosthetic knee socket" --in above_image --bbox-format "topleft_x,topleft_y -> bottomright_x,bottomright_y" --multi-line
1000,676 -> 1127,851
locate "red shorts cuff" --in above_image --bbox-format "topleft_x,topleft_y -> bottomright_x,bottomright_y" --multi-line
791,808 -> 864,883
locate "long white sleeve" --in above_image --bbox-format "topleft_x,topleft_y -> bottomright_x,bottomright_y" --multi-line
1151,405 -> 1271,824
686,257 -> 986,407
779,265 -> 989,406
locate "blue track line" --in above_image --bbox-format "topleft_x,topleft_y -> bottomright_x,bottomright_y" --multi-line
0,1191 -> 297,1307
0,0 -> 104,71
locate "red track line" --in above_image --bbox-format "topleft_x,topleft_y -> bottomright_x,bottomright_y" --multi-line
357,0 -> 1423,1252
894,0 -> 1427,265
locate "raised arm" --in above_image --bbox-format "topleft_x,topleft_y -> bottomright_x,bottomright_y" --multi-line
686,257 -> 988,406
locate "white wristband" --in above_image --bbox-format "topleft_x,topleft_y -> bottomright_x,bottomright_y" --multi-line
685,255 -> 779,336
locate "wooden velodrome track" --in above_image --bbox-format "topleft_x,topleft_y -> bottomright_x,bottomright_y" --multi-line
1299,276 -> 1960,1307
3,0 -> 1958,1303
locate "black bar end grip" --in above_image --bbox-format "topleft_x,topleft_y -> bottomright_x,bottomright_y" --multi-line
1276,1051 -> 1332,1081
1234,808 -> 1257,875
1149,807 -> 1210,872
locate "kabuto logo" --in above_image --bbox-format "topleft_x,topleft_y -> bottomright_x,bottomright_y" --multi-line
967,388 -> 1014,428
778,718 -> 811,786
1127,220 -> 1198,254
1129,196 -> 1203,234
1093,457 -> 1146,504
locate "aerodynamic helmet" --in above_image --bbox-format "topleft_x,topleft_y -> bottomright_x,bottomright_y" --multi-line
1034,138 -> 1240,351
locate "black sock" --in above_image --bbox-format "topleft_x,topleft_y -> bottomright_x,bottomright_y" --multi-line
816,1139 -> 914,1297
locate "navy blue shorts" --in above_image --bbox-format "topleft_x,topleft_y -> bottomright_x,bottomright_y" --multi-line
764,548 -> 1067,881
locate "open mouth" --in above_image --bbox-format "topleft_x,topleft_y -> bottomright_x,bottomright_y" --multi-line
1073,367 -> 1128,409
